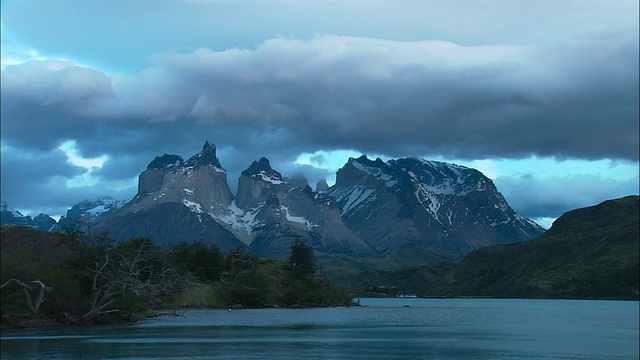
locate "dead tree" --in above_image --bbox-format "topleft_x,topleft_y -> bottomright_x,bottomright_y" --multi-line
1,278 -> 53,315
82,253 -> 120,323
81,238 -> 182,322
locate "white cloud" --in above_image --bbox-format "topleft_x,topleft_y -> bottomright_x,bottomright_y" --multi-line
59,140 -> 108,170
58,140 -> 108,188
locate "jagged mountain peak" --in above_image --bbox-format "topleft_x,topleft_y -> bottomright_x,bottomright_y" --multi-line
345,155 -> 386,168
184,141 -> 223,170
316,179 -> 329,192
203,140 -> 216,151
244,157 -> 272,173
1,202 -> 27,222
242,157 -> 284,184
147,154 -> 184,171
337,155 -> 396,188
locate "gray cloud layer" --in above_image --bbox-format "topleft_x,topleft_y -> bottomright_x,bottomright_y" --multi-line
496,173 -> 640,220
2,34 -> 638,217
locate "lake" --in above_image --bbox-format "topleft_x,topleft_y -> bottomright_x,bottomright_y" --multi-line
1,298 -> 638,359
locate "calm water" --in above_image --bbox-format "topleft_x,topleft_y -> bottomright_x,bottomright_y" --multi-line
1,298 -> 638,359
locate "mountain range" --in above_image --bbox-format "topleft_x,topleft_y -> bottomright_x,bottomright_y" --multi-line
1,202 -> 57,231
2,141 -> 544,259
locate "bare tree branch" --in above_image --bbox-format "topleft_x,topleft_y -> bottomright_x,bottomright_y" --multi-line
1,278 -> 52,315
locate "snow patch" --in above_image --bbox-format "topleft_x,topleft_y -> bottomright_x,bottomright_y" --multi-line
253,171 -> 285,184
183,199 -> 203,213
352,161 -> 396,186
217,201 -> 264,234
409,171 -> 442,223
333,186 -> 377,214
87,205 -> 108,215
281,206 -> 316,230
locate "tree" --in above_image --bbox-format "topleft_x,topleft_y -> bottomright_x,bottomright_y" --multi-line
228,269 -> 270,307
289,238 -> 315,282
223,246 -> 255,281
170,241 -> 225,283
79,237 -> 178,323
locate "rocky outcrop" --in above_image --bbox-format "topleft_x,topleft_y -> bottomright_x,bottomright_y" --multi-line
123,141 -> 233,218
219,157 -> 376,257
326,156 -> 544,255
93,142 -> 236,247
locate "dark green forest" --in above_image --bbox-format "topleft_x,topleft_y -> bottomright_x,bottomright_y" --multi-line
1,226 -> 347,326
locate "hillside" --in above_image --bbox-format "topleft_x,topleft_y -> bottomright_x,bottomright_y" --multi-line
357,196 -> 639,300
450,195 -> 639,299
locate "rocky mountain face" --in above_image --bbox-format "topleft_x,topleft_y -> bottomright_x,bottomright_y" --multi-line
19,141 -> 543,259
94,141 -> 241,250
95,146 -> 374,258
223,157 -> 375,257
325,156 -> 544,254
55,196 -> 125,230
1,202 -> 57,231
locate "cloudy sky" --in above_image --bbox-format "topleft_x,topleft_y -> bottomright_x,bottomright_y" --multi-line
1,0 -> 638,228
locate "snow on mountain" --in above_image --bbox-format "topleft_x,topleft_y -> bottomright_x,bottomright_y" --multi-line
1,202 -> 57,231
281,205 -> 317,230
329,185 -> 377,214
56,196 -> 125,230
255,171 -> 285,184
217,201 -> 264,237
55,141 -> 543,260
326,155 -> 544,254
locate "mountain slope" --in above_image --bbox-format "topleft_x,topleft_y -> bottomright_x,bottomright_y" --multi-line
449,195 -> 639,299
326,156 -> 543,255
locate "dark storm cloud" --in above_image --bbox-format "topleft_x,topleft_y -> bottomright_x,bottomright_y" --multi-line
1,60 -> 115,151
0,146 -> 94,215
4,35 -> 638,161
151,35 -> 639,161
1,34 -> 638,216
